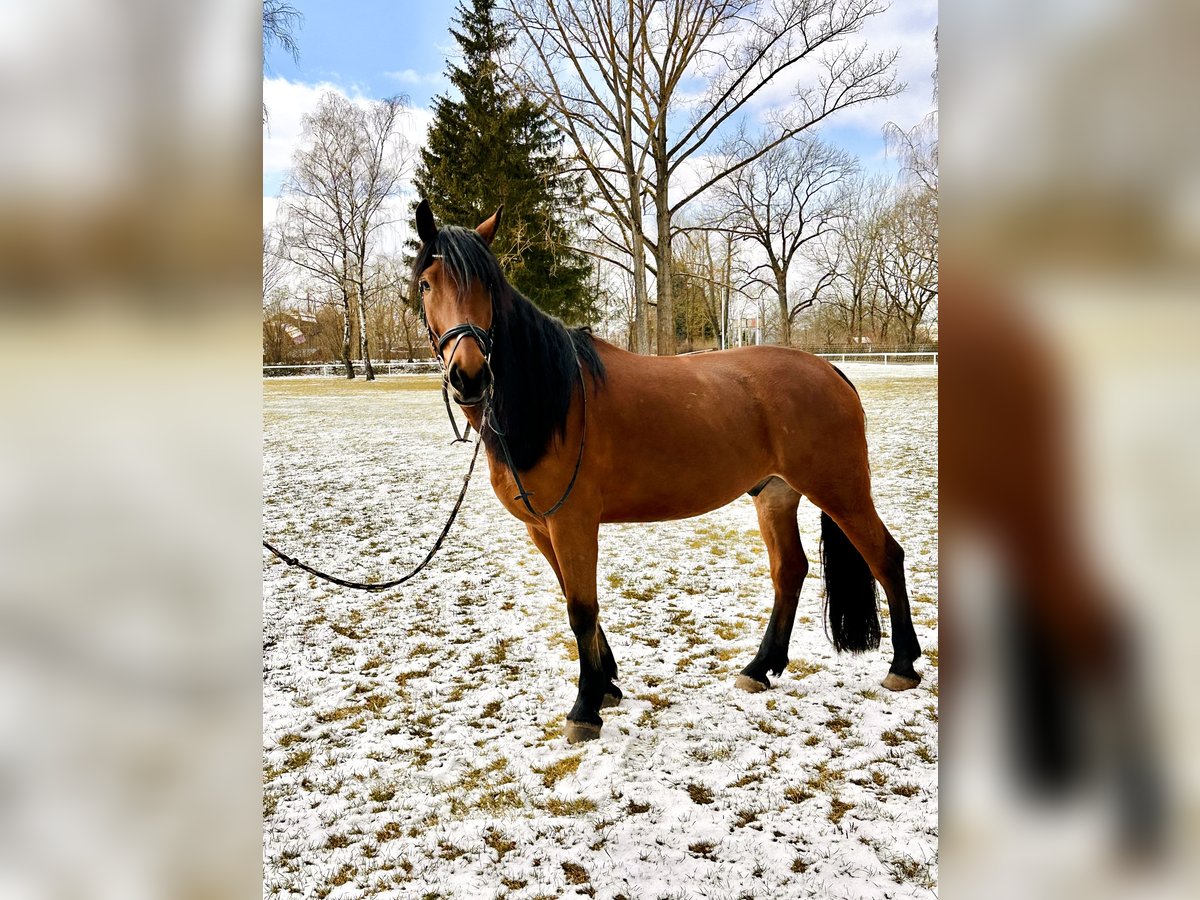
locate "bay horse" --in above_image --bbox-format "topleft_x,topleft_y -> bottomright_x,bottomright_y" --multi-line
412,200 -> 921,743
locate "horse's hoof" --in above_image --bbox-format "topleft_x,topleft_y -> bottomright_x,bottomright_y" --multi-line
735,674 -> 769,693
601,692 -> 622,709
565,720 -> 602,744
881,671 -> 921,691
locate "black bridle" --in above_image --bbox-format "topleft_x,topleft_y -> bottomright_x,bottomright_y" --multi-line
261,262 -> 588,592
424,274 -> 588,520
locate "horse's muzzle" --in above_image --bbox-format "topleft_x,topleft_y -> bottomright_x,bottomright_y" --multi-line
447,361 -> 492,406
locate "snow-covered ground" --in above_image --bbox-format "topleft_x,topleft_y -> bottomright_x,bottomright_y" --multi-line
263,363 -> 938,899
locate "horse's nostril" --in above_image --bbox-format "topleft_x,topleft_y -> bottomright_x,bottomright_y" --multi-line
449,365 -> 489,399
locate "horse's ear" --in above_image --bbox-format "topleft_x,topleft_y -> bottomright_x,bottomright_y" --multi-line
416,199 -> 438,246
476,205 -> 503,246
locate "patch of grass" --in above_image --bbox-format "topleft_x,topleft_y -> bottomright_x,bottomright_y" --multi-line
714,621 -> 743,640
784,784 -> 814,803
282,748 -> 312,771
324,833 -> 351,849
315,704 -> 364,724
368,783 -> 396,803
545,796 -> 597,816
755,718 -> 788,737
804,734 -> 821,747
689,840 -> 717,858
437,840 -> 467,861
824,714 -> 853,738
881,726 -> 922,747
537,752 -> 584,789
640,692 -> 672,711
915,743 -> 937,764
791,856 -> 809,873
871,770 -> 888,787
375,822 -> 404,842
730,771 -> 764,788
806,761 -> 845,793
891,783 -> 920,797
789,658 -> 825,678
624,799 -> 651,815
483,827 -> 516,859
828,796 -> 854,824
925,646 -> 939,668
561,861 -> 590,885
362,692 -> 390,714
330,621 -> 363,641
473,788 -> 526,815
887,853 -> 937,889
501,876 -> 527,890
620,584 -> 657,602
276,732 -> 304,748
687,783 -> 714,805
733,807 -> 762,828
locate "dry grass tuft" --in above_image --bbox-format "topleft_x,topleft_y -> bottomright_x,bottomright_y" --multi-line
828,796 -> 854,824
687,783 -> 714,805
561,861 -> 590,885
545,796 -> 597,816
536,752 -> 584,789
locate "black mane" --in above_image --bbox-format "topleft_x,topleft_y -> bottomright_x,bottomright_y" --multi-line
412,225 -> 605,471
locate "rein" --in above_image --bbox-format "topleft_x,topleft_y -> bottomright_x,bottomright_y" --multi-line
262,299 -> 589,592
430,308 -> 589,520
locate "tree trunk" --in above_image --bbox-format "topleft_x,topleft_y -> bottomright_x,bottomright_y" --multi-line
355,288 -> 375,380
653,157 -> 675,356
341,294 -> 355,379
776,274 -> 791,347
624,171 -> 651,354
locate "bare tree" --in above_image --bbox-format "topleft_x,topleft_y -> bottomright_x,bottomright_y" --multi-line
871,186 -> 937,343
277,93 -> 411,379
504,0 -> 900,355
262,2 -> 303,124
263,226 -> 287,306
713,136 -> 855,345
807,172 -> 888,344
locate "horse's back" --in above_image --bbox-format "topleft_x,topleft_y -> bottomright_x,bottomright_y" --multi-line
587,342 -> 866,521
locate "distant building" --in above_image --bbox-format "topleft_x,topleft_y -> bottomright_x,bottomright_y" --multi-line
738,316 -> 761,346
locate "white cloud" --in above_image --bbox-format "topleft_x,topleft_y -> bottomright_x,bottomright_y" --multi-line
263,76 -> 435,183
385,68 -> 447,87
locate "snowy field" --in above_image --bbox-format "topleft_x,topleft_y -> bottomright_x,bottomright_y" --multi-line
263,363 -> 939,900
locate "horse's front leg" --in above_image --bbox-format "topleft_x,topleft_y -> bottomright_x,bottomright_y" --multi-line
546,515 -> 615,743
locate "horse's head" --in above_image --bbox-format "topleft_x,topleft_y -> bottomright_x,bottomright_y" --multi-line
413,198 -> 504,406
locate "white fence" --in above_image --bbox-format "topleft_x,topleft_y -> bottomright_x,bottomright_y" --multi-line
263,351 -> 936,377
263,361 -> 440,377
814,351 -> 937,365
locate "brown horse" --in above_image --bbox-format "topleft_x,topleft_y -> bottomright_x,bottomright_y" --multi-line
412,200 -> 921,743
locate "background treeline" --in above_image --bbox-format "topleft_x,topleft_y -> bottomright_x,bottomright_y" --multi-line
264,0 -> 937,372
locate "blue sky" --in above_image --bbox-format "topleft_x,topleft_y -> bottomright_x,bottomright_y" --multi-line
264,1 -> 937,217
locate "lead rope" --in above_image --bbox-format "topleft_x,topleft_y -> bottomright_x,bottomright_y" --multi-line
262,433 -> 482,592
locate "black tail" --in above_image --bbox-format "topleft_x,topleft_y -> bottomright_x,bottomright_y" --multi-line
821,512 -> 880,653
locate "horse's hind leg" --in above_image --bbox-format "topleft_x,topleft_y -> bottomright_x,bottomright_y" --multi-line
737,477 -> 808,692
820,499 -> 922,690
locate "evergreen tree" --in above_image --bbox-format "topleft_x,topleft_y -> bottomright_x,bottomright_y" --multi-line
413,0 -> 593,323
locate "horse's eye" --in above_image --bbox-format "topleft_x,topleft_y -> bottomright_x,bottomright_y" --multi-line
418,279 -> 431,294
